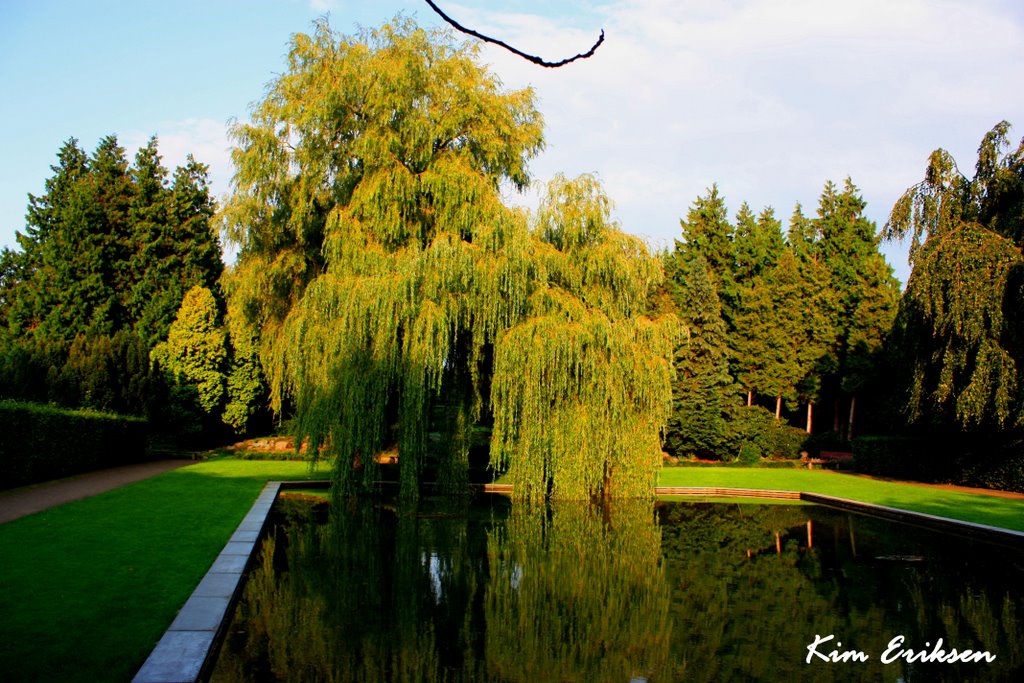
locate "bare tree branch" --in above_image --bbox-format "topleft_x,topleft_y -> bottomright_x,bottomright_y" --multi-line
424,0 -> 605,68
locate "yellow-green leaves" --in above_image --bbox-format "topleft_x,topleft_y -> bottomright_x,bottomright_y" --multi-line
224,18 -> 674,499
157,285 -> 227,414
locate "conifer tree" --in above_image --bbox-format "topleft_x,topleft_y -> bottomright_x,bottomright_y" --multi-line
814,179 -> 899,437
732,204 -> 785,283
787,212 -> 838,433
677,185 -> 736,317
129,147 -> 222,348
731,250 -> 816,418
126,136 -> 174,345
662,253 -> 731,457
155,285 -> 227,415
786,203 -> 816,257
728,203 -> 789,409
7,138 -> 90,336
41,136 -> 131,339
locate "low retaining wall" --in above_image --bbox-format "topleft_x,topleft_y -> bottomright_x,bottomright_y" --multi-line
132,482 -> 281,683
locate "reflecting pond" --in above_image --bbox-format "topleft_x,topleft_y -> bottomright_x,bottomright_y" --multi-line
209,494 -> 1024,682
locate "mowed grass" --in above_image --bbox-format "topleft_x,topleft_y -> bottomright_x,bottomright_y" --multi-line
0,457 -> 330,683
658,467 -> 1024,532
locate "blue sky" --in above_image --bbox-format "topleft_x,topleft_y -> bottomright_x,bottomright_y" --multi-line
3,0 -> 1023,285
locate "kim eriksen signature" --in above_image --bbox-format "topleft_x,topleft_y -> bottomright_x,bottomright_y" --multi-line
805,634 -> 996,664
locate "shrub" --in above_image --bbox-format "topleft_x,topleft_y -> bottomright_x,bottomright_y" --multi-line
852,434 -> 1024,492
737,440 -> 761,465
722,405 -> 773,459
723,405 -> 808,460
0,400 -> 148,490
769,422 -> 810,459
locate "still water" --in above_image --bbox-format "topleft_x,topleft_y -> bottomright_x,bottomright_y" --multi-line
209,494 -> 1024,682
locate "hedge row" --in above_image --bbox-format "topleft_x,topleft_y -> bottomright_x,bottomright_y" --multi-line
852,434 -> 1024,493
0,400 -> 149,490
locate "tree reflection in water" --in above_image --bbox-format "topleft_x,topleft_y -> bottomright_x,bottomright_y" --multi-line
659,502 -> 1024,682
210,495 -> 1024,682
211,495 -> 672,682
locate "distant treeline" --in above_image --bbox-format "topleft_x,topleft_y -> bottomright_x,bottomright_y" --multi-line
0,19 -> 1020,494
0,136 -> 267,444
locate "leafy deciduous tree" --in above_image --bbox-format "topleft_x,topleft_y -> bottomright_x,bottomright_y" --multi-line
886,121 -> 1023,430
223,18 -> 676,500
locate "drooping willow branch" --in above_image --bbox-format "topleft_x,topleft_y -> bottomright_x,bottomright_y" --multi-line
424,0 -> 605,67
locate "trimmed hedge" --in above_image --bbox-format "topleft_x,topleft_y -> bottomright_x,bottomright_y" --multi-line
0,400 -> 148,490
852,433 -> 1024,493
850,435 -> 933,480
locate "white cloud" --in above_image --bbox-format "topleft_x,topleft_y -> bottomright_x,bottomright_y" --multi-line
441,0 -> 1024,284
122,117 -> 234,205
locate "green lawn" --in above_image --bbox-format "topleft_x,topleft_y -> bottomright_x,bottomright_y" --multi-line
658,467 -> 1024,532
0,458 -> 329,683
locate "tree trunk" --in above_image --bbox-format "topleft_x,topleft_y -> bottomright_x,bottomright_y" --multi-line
775,395 -> 782,420
833,397 -> 841,433
600,462 -> 615,501
847,394 -> 856,441
805,402 -> 813,434
747,390 -> 753,407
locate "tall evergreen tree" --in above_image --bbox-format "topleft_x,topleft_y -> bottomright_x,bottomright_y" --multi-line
677,185 -> 736,316
732,250 -> 817,418
129,147 -> 222,348
44,136 -> 132,339
814,179 -> 899,438
126,136 -> 173,345
728,203 -> 790,409
786,203 -> 817,257
7,138 -> 90,335
0,248 -> 25,334
732,204 -> 785,283
787,208 -> 838,432
663,253 -> 732,457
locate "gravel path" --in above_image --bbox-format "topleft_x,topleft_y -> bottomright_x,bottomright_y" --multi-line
0,459 -> 193,524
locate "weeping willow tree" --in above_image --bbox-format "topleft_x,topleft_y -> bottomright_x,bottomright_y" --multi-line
885,121 -> 1023,430
223,17 -> 677,500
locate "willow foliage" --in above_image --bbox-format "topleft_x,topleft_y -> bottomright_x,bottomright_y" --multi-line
886,122 -> 1024,429
485,502 -> 673,681
223,18 -> 676,500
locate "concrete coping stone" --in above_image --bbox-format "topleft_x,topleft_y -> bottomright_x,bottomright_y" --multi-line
219,541 -> 254,556
229,530 -> 260,544
132,481 -> 281,683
